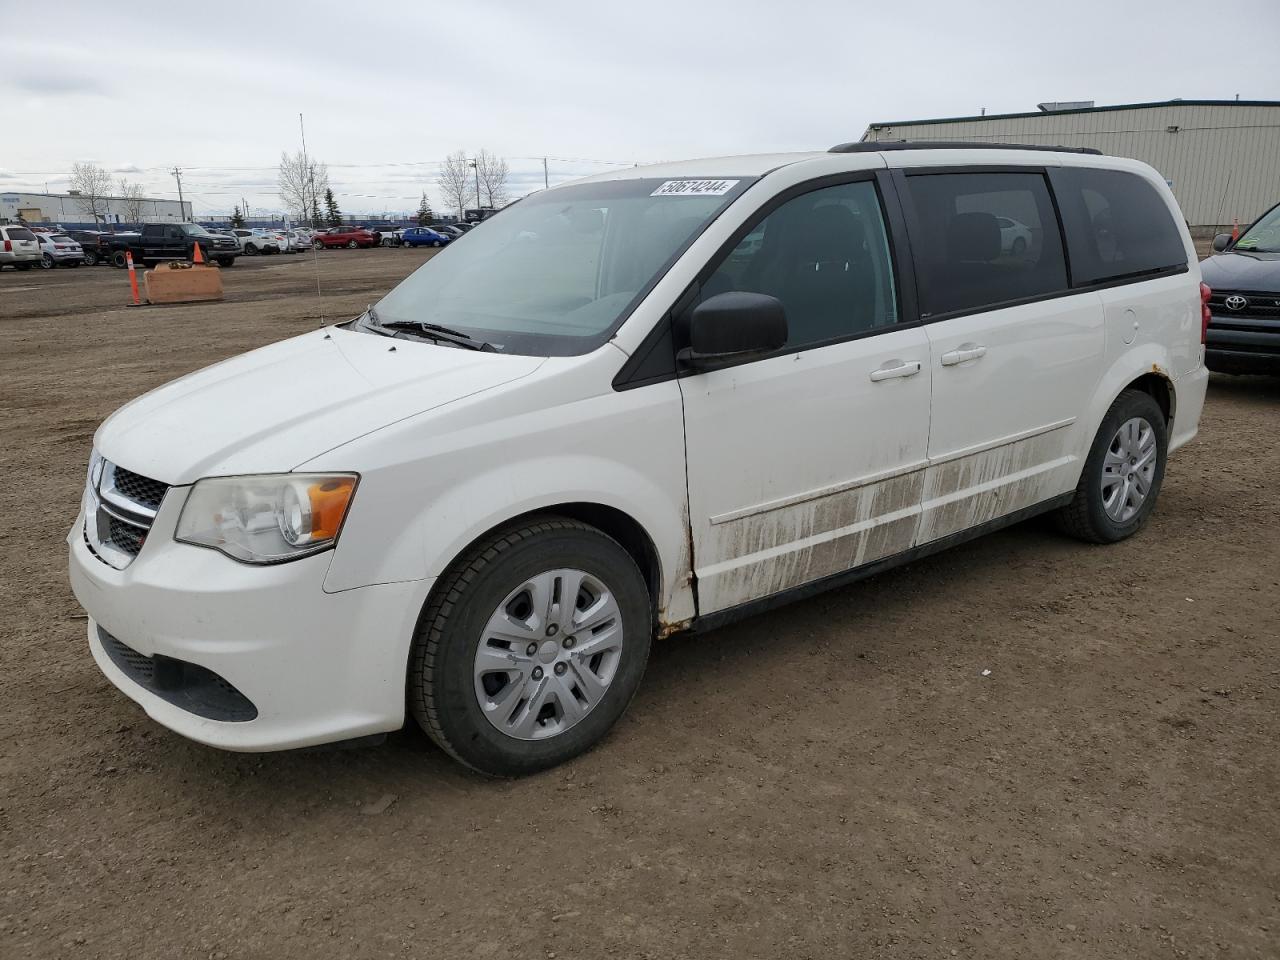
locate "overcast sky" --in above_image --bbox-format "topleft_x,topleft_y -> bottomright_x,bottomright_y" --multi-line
3,1 -> 1275,217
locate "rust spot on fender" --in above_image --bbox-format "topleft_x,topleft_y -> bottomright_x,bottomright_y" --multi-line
657,616 -> 694,640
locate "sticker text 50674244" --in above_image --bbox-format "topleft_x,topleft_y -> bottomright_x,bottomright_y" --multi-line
651,179 -> 740,197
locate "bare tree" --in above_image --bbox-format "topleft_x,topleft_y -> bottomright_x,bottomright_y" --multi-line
475,149 -> 510,209
436,150 -> 471,220
278,150 -> 329,225
118,179 -> 147,227
69,162 -> 114,226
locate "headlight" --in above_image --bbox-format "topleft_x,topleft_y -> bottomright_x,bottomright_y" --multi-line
87,448 -> 104,489
175,473 -> 358,564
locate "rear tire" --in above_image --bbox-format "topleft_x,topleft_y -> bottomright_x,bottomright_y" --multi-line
409,516 -> 652,777
16,263 -> 32,271
111,251 -> 129,269
40,253 -> 54,269
1054,388 -> 1167,543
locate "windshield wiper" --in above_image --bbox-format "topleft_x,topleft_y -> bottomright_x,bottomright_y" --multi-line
364,306 -> 497,351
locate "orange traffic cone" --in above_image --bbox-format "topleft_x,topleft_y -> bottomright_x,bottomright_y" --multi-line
1231,218 -> 1240,241
192,242 -> 204,264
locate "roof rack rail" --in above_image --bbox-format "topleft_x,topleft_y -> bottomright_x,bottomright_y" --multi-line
829,140 -> 1103,156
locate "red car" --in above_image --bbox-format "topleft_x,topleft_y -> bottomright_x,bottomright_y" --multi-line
313,227 -> 379,249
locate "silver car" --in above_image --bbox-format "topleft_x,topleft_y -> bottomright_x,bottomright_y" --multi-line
0,225 -> 41,270
36,232 -> 84,269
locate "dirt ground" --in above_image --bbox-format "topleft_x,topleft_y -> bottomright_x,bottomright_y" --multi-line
2,249 -> 1277,960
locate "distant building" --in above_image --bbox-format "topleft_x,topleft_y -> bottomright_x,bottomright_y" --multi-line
0,190 -> 191,227
860,99 -> 1280,230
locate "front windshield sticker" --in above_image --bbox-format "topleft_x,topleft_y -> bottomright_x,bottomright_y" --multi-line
650,179 -> 740,197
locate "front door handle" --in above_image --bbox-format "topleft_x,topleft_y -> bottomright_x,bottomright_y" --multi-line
940,343 -> 988,366
869,359 -> 923,382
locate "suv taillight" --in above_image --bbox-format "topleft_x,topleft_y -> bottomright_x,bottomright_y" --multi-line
2,239 -> 10,252
1199,282 -> 1212,344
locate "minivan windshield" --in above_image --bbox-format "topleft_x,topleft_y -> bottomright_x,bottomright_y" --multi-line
1235,204 -> 1280,253
367,177 -> 754,355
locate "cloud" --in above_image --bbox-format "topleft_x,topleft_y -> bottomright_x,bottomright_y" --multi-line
113,164 -> 144,174
8,72 -> 105,96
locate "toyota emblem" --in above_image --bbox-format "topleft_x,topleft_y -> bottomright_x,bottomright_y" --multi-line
1225,295 -> 1248,311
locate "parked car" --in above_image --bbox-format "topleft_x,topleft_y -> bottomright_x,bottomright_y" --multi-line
429,224 -> 466,240
1201,200 -> 1280,374
313,226 -> 379,249
229,228 -> 280,255
102,223 -> 239,268
996,216 -> 1034,255
0,224 -> 42,270
285,229 -> 313,252
65,229 -> 111,265
401,226 -> 451,248
68,144 -> 1207,776
374,227 -> 405,247
35,232 -> 83,268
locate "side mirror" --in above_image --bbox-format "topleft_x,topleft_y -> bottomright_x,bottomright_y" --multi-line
1212,233 -> 1233,252
679,291 -> 788,369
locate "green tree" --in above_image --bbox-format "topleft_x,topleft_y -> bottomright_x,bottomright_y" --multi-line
230,205 -> 246,228
323,188 -> 342,227
415,192 -> 434,226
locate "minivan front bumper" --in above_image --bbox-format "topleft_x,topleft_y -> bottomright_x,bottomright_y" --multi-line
68,501 -> 430,752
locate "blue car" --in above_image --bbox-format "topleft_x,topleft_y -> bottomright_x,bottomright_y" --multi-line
402,227 -> 451,248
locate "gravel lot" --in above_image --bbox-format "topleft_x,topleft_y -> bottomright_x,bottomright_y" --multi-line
2,249 -> 1277,959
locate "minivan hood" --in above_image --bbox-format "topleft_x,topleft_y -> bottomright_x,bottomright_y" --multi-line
1199,251 -> 1280,293
95,327 -> 545,485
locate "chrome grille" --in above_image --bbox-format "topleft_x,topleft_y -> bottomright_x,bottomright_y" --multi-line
1209,290 -> 1280,320
110,467 -> 167,512
84,459 -> 170,569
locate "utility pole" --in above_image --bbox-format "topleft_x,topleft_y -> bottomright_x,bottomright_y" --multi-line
543,157 -> 549,190
170,166 -> 185,218
469,157 -> 480,220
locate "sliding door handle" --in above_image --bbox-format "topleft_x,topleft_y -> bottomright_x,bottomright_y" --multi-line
869,359 -> 923,382
940,343 -> 987,366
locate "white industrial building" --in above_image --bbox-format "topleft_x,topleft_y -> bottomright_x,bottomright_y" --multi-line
0,190 -> 191,227
860,99 -> 1280,230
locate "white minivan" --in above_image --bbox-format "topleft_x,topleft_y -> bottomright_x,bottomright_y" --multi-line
69,143 -> 1209,775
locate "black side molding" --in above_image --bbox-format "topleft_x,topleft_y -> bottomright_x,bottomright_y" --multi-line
830,140 -> 1103,156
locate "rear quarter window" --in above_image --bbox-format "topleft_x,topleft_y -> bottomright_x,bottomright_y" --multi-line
1050,167 -> 1187,286
900,171 -> 1069,318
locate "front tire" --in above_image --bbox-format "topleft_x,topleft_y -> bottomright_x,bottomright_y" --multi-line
1055,388 -> 1167,543
409,517 -> 652,777
346,239 -> 358,249
216,256 -> 234,268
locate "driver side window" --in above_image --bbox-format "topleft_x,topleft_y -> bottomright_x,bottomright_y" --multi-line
698,180 -> 899,349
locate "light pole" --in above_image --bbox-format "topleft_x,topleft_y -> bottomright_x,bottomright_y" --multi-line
469,157 -> 480,220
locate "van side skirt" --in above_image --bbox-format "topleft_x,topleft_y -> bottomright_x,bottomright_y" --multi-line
686,492 -> 1074,635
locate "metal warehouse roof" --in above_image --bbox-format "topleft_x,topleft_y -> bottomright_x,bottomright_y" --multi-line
867,99 -> 1280,129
